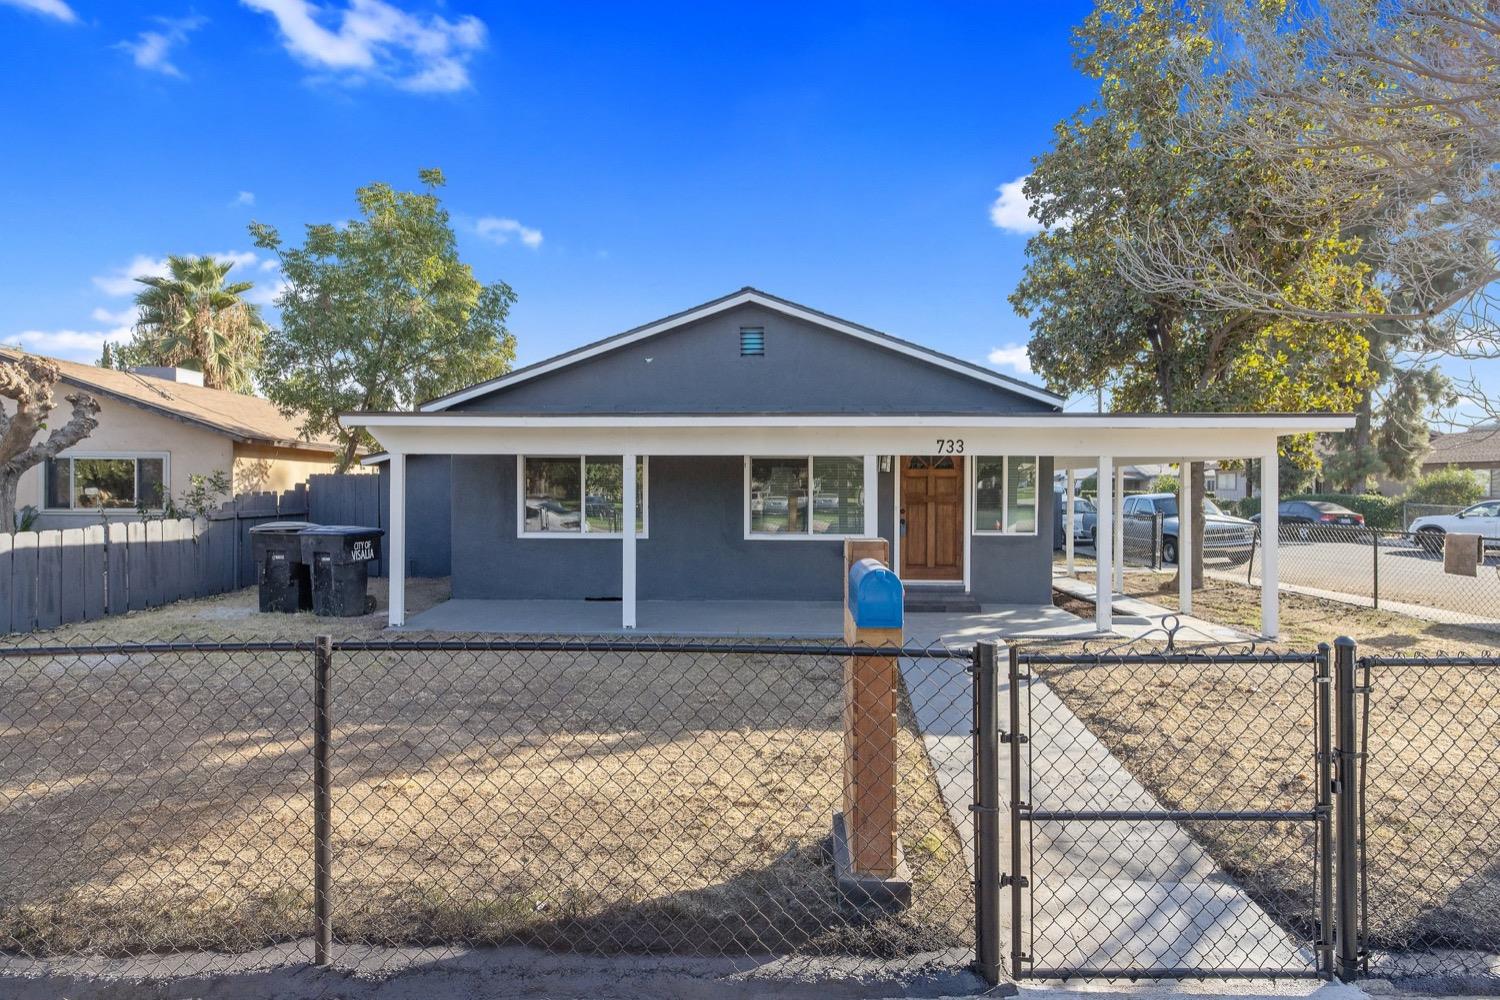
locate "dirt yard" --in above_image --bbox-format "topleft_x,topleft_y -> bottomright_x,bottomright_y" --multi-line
1046,571 -> 1500,960
0,582 -> 970,968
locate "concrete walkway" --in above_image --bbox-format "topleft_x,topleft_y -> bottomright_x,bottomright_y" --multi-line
898,645 -> 1311,977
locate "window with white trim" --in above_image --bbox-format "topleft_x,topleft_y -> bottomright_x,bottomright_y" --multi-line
747,456 -> 867,537
44,454 -> 167,510
519,455 -> 647,536
973,456 -> 1038,534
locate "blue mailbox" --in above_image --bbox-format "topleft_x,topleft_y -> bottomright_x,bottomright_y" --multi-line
847,558 -> 904,629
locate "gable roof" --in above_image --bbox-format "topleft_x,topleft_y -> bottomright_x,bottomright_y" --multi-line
420,287 -> 1064,412
1424,426 -> 1500,466
1,349 -> 342,453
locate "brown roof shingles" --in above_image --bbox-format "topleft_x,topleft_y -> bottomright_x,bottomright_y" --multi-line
1424,427 -> 1500,466
0,349 -> 341,453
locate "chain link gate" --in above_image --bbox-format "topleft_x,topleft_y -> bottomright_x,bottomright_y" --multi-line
1000,642 -> 1337,980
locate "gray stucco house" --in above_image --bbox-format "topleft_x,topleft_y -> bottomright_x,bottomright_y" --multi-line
346,288 -> 1350,637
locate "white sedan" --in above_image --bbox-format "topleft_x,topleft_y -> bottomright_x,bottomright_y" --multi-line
1408,500 -> 1500,551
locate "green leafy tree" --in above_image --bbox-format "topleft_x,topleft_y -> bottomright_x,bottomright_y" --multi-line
252,169 -> 517,471
119,255 -> 267,392
1010,0 -> 1376,585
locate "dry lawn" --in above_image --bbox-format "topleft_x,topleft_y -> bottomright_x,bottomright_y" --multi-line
1045,572 -> 1500,957
0,582 -> 970,964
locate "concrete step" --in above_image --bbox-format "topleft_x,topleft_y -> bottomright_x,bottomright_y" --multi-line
904,589 -> 981,613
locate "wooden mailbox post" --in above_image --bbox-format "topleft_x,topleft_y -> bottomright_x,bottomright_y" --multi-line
837,539 -> 911,909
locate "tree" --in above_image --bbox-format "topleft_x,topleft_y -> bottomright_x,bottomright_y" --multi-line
1112,0 -> 1500,424
1405,465 -> 1485,508
119,255 -> 267,392
1010,0 -> 1377,586
0,354 -> 100,530
252,169 -> 517,470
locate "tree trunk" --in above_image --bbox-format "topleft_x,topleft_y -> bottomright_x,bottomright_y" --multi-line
338,435 -> 360,474
0,469 -> 20,533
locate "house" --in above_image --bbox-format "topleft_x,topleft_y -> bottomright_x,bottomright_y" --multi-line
1417,427 -> 1500,498
2,349 -> 345,528
343,288 -> 1352,637
1054,460 -> 1250,501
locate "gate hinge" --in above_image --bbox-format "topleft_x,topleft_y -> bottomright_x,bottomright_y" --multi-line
1000,874 -> 1030,888
1000,731 -> 1029,745
969,804 -> 1002,815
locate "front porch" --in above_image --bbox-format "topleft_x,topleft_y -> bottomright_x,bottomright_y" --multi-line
398,595 -> 1246,644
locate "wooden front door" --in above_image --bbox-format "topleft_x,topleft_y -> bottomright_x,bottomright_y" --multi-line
901,456 -> 964,581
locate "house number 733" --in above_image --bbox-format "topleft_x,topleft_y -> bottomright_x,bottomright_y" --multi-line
935,439 -> 964,454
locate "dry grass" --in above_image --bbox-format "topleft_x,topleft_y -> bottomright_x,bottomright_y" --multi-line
1043,573 -> 1500,956
0,587 -> 970,962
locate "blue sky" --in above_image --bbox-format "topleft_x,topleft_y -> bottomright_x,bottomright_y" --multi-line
0,0 -> 1100,397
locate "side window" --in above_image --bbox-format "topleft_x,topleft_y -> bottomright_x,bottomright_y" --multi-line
1123,497 -> 1138,515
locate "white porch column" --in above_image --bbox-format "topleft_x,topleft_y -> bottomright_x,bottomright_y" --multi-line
622,452 -> 637,629
1178,459 -> 1193,616
1064,469 -> 1076,576
1095,456 -> 1114,632
863,454 -> 878,538
1112,464 -> 1125,587
387,451 -> 406,628
1260,449 -> 1279,638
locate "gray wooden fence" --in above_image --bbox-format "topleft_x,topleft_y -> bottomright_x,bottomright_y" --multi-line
308,472 -> 387,575
1,485 -> 310,635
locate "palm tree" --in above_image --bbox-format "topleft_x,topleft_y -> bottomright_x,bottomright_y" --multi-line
127,255 -> 267,392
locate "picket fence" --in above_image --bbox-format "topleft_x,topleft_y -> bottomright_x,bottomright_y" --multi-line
1,485 -> 308,635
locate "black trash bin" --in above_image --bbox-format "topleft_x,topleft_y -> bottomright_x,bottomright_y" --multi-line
249,521 -> 315,613
300,525 -> 385,617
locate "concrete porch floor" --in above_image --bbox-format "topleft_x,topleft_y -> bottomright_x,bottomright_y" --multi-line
399,597 -> 1095,642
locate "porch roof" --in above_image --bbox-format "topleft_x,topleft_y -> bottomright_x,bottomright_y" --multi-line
342,410 -> 1355,460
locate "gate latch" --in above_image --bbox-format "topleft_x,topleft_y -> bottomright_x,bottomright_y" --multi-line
1000,874 -> 1030,888
1000,731 -> 1029,745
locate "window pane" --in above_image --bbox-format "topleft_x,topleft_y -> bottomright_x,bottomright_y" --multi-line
811,457 -> 864,534
45,458 -> 71,509
584,456 -> 623,533
523,457 -> 581,532
975,457 -> 1005,531
74,458 -> 137,509
138,459 -> 165,510
1006,456 -> 1038,533
750,458 -> 808,534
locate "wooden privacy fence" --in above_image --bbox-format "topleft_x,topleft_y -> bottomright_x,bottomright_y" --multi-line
307,472 -> 387,576
0,486 -> 309,636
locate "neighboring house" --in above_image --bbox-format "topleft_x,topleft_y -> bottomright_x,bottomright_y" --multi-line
2,350 -> 344,528
343,287 -> 1349,636
1417,427 -> 1500,498
1054,461 -> 1249,500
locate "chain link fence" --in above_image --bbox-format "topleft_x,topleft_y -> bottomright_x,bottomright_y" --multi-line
1239,525 -> 1500,626
0,636 -> 979,985
1356,654 -> 1500,987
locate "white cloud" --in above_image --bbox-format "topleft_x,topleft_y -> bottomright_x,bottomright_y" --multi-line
12,323 -> 134,364
987,343 -> 1033,375
234,190 -> 256,206
475,216 -> 543,249
989,175 -> 1042,235
92,251 -> 263,296
0,0 -> 77,23
241,0 -> 487,93
90,305 -> 139,327
116,16 -> 205,77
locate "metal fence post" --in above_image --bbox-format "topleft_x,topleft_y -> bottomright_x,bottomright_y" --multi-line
313,634 -> 333,967
1152,512 -> 1164,570
1005,643 -> 1026,978
1370,527 -> 1380,610
1315,642 -> 1335,977
972,640 -> 1002,985
1333,636 -> 1360,981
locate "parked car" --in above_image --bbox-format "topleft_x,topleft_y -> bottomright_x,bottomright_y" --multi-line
1054,491 -> 1097,544
525,497 -> 582,531
1250,500 -> 1367,542
1407,500 -> 1500,553
1121,493 -> 1256,565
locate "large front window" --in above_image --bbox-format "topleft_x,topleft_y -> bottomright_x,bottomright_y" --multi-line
520,455 -> 646,536
973,456 -> 1038,534
44,455 -> 166,510
747,456 -> 868,537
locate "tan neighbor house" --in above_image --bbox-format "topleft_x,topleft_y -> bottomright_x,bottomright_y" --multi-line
2,349 -> 345,529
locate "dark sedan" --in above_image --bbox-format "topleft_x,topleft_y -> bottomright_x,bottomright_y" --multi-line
1251,500 -> 1368,542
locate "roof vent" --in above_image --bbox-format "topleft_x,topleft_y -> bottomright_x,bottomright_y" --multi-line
739,327 -> 765,357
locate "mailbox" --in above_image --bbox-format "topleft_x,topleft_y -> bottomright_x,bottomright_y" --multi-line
299,525 -> 385,617
847,557 -> 903,629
